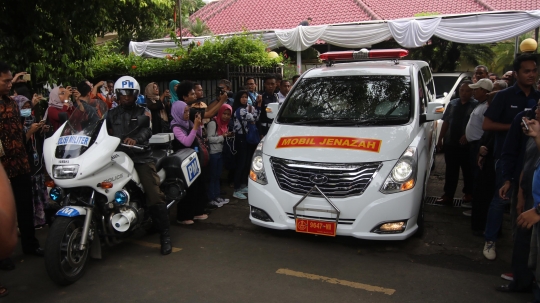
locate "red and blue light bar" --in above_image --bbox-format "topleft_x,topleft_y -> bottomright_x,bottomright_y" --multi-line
319,49 -> 409,61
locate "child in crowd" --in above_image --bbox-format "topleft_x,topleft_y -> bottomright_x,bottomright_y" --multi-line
206,104 -> 234,206
231,90 -> 261,200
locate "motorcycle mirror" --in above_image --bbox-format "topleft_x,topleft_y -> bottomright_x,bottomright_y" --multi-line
137,115 -> 150,129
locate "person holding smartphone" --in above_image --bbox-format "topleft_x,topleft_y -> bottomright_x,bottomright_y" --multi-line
206,103 -> 233,207
45,86 -> 72,131
15,95 -> 49,227
231,90 -> 262,200
170,99 -> 208,224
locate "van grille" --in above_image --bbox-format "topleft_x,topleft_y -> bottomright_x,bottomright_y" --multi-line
270,157 -> 382,198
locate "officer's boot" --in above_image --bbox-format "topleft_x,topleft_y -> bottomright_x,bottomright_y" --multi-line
151,204 -> 172,255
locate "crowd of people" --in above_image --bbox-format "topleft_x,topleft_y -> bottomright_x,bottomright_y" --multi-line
2,51 -> 540,300
436,54 -> 540,301
0,59 -> 299,296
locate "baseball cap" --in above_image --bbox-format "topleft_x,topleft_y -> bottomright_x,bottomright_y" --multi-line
468,78 -> 493,92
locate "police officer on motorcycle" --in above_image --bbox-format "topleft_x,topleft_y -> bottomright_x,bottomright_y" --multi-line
106,76 -> 172,255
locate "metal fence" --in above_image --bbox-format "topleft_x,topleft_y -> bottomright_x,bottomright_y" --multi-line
152,65 -> 282,103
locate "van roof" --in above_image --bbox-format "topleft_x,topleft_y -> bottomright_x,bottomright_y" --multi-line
304,60 -> 427,78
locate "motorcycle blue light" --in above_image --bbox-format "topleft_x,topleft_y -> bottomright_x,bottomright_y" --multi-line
114,190 -> 129,205
50,187 -> 64,202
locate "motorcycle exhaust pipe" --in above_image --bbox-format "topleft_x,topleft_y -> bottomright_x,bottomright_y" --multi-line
111,209 -> 137,232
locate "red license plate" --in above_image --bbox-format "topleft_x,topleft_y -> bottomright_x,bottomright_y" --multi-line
295,218 -> 337,237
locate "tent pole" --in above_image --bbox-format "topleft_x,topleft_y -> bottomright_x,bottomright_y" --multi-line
178,0 -> 183,45
514,36 -> 519,57
297,51 -> 302,74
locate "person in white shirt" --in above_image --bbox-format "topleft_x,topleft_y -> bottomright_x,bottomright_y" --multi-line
277,79 -> 291,104
466,79 -> 493,143
464,78 -> 493,211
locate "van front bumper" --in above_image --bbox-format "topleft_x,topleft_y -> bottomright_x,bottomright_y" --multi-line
248,178 -> 422,241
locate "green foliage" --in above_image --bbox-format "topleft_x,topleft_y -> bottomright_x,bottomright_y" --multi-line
408,37 -> 495,72
89,34 -> 282,80
179,0 -> 205,20
480,33 -> 540,75
186,18 -> 213,37
0,0 -> 175,85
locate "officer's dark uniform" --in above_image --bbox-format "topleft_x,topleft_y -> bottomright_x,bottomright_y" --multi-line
257,91 -> 278,137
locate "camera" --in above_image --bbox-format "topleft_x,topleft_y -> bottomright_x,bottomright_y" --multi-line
189,107 -> 205,122
216,86 -> 226,96
22,74 -> 31,81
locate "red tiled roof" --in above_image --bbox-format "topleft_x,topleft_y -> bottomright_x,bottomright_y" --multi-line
190,0 -> 540,35
361,0 -> 486,20
482,0 -> 540,10
191,0 -> 372,34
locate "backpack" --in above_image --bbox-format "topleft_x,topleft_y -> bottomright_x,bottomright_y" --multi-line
172,125 -> 210,167
235,107 -> 260,145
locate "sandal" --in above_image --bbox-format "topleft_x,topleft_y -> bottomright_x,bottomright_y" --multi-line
0,285 -> 8,297
193,214 -> 208,220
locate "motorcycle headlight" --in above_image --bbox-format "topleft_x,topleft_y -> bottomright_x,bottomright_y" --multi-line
53,165 -> 79,179
380,147 -> 417,194
49,187 -> 65,202
249,140 -> 268,185
114,190 -> 130,205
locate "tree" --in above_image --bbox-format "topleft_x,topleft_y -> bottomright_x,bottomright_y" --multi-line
408,37 -> 494,72
0,0 -> 175,84
185,18 -> 212,37
480,33 -> 539,75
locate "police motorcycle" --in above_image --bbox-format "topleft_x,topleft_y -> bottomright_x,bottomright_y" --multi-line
43,78 -> 201,285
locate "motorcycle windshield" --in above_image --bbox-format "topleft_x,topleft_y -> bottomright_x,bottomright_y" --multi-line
55,99 -> 109,159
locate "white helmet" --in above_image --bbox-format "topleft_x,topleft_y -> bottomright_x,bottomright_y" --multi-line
114,76 -> 140,98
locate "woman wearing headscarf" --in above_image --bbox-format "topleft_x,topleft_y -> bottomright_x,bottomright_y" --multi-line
170,100 -> 208,225
169,80 -> 180,104
206,104 -> 233,206
231,90 -> 262,200
45,86 -> 72,132
145,82 -> 171,134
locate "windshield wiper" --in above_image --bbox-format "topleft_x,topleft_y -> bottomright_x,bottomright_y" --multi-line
290,118 -> 349,125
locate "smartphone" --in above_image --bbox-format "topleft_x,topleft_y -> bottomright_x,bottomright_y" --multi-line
189,107 -> 205,122
522,117 -> 529,131
22,74 -> 31,81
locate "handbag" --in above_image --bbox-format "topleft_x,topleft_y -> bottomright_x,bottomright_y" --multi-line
172,125 -> 210,167
236,107 -> 260,145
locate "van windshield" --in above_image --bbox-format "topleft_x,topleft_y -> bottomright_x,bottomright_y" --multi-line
277,75 -> 412,126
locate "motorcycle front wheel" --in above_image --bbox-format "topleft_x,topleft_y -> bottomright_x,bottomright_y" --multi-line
45,216 -> 90,286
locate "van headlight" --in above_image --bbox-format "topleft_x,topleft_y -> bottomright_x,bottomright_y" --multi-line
380,147 -> 417,194
53,165 -> 79,179
249,140 -> 268,185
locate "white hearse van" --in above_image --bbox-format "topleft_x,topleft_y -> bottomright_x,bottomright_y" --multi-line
248,49 -> 444,240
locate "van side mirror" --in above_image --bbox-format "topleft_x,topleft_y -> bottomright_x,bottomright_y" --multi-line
266,103 -> 279,120
424,102 -> 445,122
137,115 -> 150,129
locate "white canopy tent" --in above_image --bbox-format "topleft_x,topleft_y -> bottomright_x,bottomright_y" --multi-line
129,10 -> 540,73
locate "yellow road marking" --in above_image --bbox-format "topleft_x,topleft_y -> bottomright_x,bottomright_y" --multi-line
276,268 -> 396,295
130,240 -> 182,253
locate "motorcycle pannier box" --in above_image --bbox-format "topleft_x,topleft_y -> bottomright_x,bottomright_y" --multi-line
161,148 -> 201,187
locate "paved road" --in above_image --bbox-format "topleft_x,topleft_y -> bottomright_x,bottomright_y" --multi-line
0,154 -> 532,302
